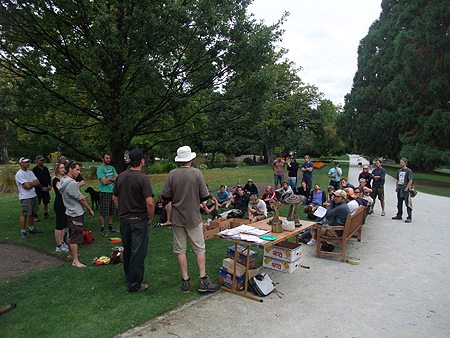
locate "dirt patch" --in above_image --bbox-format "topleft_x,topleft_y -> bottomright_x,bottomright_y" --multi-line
0,242 -> 65,279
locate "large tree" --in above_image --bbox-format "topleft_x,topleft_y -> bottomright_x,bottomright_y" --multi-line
0,0 -> 283,171
339,0 -> 450,169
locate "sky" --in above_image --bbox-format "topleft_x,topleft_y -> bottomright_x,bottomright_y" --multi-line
248,0 -> 383,106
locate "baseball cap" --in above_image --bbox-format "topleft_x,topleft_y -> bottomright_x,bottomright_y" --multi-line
333,189 -> 347,199
129,148 -> 146,162
19,157 -> 31,163
334,161 -> 340,165
248,178 -> 253,182
36,155 -> 45,161
344,188 -> 355,198
249,195 -> 258,203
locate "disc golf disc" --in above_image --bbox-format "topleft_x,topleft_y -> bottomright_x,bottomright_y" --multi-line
260,235 -> 277,241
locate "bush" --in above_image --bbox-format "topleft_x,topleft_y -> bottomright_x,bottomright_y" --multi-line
197,164 -> 208,170
238,161 -> 247,167
243,157 -> 254,166
148,160 -> 177,174
162,161 -> 177,172
82,166 -> 100,180
0,165 -> 20,193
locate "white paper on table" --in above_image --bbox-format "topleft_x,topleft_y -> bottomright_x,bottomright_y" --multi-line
234,225 -> 255,232
239,234 -> 265,243
220,228 -> 241,236
313,206 -> 327,218
246,228 -> 270,236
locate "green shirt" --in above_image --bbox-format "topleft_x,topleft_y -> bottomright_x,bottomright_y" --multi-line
97,165 -> 118,193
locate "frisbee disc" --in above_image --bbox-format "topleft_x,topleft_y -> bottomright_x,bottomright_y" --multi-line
346,257 -> 360,264
260,235 -> 277,241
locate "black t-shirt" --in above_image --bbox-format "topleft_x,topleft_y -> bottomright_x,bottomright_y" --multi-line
244,183 -> 258,196
234,194 -> 250,213
52,177 -> 65,209
288,161 -> 299,177
113,169 -> 154,225
33,165 -> 51,186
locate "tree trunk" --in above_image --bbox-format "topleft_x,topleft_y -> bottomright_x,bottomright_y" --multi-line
0,122 -> 9,164
260,126 -> 274,168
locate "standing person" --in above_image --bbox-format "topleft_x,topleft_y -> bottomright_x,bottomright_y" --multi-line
32,155 -> 53,221
53,163 -> 69,252
59,160 -> 95,267
371,159 -> 386,216
112,149 -> 154,292
301,155 -> 314,191
272,154 -> 286,190
357,155 -> 364,170
392,158 -> 413,223
287,156 -> 299,191
328,161 -> 342,191
15,157 -> 43,238
97,153 -> 119,237
59,156 -> 85,187
358,165 -> 373,189
162,146 -> 218,293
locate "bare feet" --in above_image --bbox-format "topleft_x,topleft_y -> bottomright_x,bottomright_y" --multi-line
72,262 -> 87,268
67,253 -> 80,258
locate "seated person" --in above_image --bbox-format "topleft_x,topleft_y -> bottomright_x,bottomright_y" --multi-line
248,195 -> 267,223
226,186 -> 249,219
155,201 -> 172,227
305,190 -> 351,249
354,187 -> 369,207
216,185 -> 229,209
344,188 -> 359,214
199,185 -> 219,219
295,181 -> 311,203
359,178 -> 373,207
340,177 -> 355,190
244,179 -> 258,196
275,181 -> 293,204
323,185 -> 335,209
358,165 -> 373,189
303,183 -> 326,215
262,185 -> 276,211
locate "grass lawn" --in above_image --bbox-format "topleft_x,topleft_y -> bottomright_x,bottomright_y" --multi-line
0,158 -> 348,337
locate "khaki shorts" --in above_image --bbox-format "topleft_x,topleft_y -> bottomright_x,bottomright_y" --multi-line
250,212 -> 267,221
172,223 -> 205,255
20,197 -> 40,216
371,185 -> 384,201
320,227 -> 340,238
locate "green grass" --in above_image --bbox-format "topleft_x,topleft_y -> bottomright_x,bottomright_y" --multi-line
384,164 -> 450,198
0,159 -> 349,338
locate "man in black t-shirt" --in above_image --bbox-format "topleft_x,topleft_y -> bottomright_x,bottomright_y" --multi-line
113,149 -> 154,293
32,155 -> 53,221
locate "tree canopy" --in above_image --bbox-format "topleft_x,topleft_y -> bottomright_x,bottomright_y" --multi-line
0,0 -> 284,171
338,0 -> 450,169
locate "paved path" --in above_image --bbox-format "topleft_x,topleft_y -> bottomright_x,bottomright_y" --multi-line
119,155 -> 450,338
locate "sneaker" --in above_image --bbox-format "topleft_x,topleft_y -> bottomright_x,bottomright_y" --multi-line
44,214 -> 54,219
55,245 -> 69,253
405,219 -> 412,223
368,210 -> 373,215
154,223 -> 163,227
307,239 -> 316,246
222,207 -> 228,211
108,227 -> 119,233
34,216 -> 40,222
392,216 -> 402,220
127,284 -> 149,293
28,228 -> 43,234
181,278 -> 191,293
101,230 -> 109,238
381,211 -> 385,216
198,276 -> 218,292
20,232 -> 28,239
62,242 -> 69,250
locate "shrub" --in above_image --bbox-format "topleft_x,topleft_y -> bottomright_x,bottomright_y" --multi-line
243,157 -> 254,166
162,162 -> 177,173
0,165 -> 20,193
82,166 -> 100,181
148,160 -> 177,174
197,164 -> 208,170
238,161 -> 246,167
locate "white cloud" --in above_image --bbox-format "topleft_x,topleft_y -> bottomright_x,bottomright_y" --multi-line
248,0 -> 381,105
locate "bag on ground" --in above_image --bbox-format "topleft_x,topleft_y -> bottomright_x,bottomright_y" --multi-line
248,273 -> 276,297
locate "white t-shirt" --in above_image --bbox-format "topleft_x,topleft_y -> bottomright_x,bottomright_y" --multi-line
248,200 -> 267,217
347,200 -> 359,214
15,169 -> 38,200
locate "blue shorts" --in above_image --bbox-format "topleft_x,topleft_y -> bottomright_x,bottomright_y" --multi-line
274,174 -> 284,185
288,177 -> 297,187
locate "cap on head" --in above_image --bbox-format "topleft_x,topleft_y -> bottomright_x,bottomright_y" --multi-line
19,157 -> 31,163
334,161 -> 339,165
175,146 -> 196,162
249,195 -> 258,203
129,148 -> 146,162
344,188 -> 355,198
248,178 -> 253,183
333,189 -> 347,199
35,155 -> 44,161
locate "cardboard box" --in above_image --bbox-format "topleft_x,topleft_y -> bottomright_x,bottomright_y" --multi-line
226,245 -> 258,269
264,241 -> 302,262
223,258 -> 246,276
218,267 -> 246,290
203,224 -> 220,240
263,256 -> 302,273
228,218 -> 250,228
218,267 -> 261,291
210,218 -> 231,230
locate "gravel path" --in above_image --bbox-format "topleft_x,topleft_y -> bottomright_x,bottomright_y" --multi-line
118,155 -> 450,338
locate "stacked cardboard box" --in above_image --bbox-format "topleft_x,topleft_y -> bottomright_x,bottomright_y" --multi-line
218,246 -> 259,291
203,219 -> 231,240
263,241 -> 302,273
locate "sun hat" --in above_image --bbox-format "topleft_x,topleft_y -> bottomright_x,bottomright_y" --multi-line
175,146 -> 196,162
19,157 -> 31,163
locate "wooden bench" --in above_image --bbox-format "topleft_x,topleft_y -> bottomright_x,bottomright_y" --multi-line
315,205 -> 366,262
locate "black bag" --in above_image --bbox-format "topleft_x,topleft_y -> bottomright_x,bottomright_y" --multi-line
248,273 -> 276,297
410,184 -> 418,198
227,209 -> 244,219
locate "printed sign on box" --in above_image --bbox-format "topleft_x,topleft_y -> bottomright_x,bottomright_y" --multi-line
264,241 -> 302,262
263,256 -> 302,273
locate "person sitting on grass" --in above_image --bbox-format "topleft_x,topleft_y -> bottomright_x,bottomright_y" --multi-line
224,186 -> 249,219
275,181 -> 293,204
340,177 -> 355,190
199,185 -> 219,219
216,185 -> 229,210
262,185 -> 276,212
248,195 -> 267,223
295,181 -> 311,204
155,201 -> 172,227
243,179 -> 258,196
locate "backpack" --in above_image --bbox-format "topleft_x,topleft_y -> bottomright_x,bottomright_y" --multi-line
83,230 -> 94,245
227,209 -> 244,219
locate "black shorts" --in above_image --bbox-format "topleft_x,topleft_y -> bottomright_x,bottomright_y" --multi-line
36,189 -> 51,204
100,192 -> 117,216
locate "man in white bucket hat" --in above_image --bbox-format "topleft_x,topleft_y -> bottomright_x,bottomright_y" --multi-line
162,146 -> 218,293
